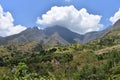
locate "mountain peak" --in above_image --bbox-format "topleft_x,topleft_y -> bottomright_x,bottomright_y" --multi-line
44,26 -> 83,43
32,26 -> 39,29
27,26 -> 40,30
2,22 -> 120,46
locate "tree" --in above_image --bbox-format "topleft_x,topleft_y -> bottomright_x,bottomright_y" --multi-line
14,62 -> 28,79
55,53 -> 73,64
32,43 -> 43,52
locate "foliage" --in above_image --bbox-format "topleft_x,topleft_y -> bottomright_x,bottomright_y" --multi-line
1,40 -> 120,80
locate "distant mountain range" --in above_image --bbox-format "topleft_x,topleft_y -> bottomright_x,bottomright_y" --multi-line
0,19 -> 120,46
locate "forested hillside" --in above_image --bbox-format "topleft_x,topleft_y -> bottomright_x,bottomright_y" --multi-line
1,20 -> 120,80
1,0 -> 120,80
1,39 -> 120,80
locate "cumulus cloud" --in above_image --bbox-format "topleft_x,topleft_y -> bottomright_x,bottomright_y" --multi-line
110,8 -> 120,24
0,5 -> 26,37
37,5 -> 103,34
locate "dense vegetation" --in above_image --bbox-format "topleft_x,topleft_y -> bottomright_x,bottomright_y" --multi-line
1,21 -> 120,79
1,36 -> 120,80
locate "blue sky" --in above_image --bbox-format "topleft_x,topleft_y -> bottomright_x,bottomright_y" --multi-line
0,0 -> 120,36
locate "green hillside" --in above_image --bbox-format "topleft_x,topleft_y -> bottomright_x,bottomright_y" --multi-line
1,20 -> 120,80
0,40 -> 120,80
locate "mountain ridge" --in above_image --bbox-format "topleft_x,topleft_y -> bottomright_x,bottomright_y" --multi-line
0,19 -> 120,46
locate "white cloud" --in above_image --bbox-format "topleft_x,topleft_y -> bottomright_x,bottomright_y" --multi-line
0,5 -> 26,37
37,5 -> 103,34
110,8 -> 120,24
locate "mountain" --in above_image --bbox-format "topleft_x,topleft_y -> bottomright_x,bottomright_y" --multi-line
0,36 -> 3,40
90,19 -> 120,47
0,26 -> 83,46
1,20 -> 120,80
102,19 -> 120,44
83,26 -> 112,43
44,26 -> 83,43
0,19 -> 120,46
83,31 -> 105,43
0,27 -> 46,45
44,32 -> 70,47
